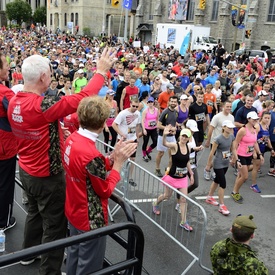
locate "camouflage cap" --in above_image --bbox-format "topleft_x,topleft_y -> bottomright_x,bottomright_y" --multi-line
233,215 -> 257,232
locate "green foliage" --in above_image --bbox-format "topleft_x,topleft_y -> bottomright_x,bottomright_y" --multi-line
33,6 -> 47,25
83,27 -> 91,36
5,0 -> 32,26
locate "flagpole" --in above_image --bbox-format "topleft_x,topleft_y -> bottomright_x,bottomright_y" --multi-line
123,8 -> 129,42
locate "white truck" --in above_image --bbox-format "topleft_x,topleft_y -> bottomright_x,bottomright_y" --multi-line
155,23 -> 218,54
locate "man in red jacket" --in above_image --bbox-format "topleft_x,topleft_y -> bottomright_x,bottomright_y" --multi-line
0,53 -> 17,232
64,96 -> 137,274
8,48 -> 116,274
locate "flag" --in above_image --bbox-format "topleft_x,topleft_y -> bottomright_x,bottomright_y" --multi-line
123,0 -> 132,10
180,32 -> 190,56
231,6 -> 238,26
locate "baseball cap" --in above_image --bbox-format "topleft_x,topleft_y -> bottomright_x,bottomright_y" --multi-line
189,66 -> 195,71
222,120 -> 235,128
232,214 -> 257,233
79,63 -> 85,68
170,73 -> 177,78
106,89 -> 116,96
186,119 -> 199,132
180,128 -> 191,138
147,96 -> 154,102
180,94 -> 188,100
258,90 -> 268,96
247,111 -> 259,120
167,83 -> 174,90
77,69 -> 84,74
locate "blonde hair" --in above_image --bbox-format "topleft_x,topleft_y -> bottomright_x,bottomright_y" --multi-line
77,96 -> 110,130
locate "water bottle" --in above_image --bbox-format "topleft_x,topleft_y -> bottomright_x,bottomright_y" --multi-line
0,230 -> 5,252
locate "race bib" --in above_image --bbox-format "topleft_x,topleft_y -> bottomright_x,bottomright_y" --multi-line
109,108 -> 116,118
148,120 -> 156,127
222,150 -> 231,159
189,157 -> 196,165
195,112 -> 205,122
216,97 -> 221,104
247,145 -> 254,153
175,167 -> 188,178
207,100 -> 214,107
130,94 -> 138,101
128,127 -> 136,134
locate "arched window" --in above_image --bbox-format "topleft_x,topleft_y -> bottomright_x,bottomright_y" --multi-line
75,13 -> 78,26
211,0 -> 219,21
71,13 -> 74,23
64,13 -> 67,27
50,14 -> 53,25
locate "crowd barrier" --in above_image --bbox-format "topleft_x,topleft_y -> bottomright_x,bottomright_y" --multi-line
97,139 -> 213,274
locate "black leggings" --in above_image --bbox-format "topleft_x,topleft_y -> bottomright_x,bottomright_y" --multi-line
103,126 -> 117,153
142,128 -> 158,151
270,142 -> 275,169
213,167 -> 228,189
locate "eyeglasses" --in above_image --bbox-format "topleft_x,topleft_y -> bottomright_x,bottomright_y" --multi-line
155,78 -> 160,81
132,105 -> 139,108
147,101 -> 154,103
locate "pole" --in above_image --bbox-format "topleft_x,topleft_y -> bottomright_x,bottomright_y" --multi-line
123,8 -> 129,42
241,0 -> 250,45
102,0 -> 106,34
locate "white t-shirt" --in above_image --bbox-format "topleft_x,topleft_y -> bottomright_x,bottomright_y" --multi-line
210,112 -> 235,144
113,109 -> 141,141
211,88 -> 222,104
233,82 -> 243,95
252,99 -> 263,113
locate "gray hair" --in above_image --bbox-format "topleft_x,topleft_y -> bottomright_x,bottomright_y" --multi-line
22,55 -> 50,84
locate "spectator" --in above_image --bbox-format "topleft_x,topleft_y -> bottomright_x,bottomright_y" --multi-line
8,49 -> 116,272
211,215 -> 268,274
64,96 -> 137,275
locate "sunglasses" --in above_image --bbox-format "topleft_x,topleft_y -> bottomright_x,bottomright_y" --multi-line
155,78 -> 160,80
132,105 -> 139,108
147,101 -> 154,103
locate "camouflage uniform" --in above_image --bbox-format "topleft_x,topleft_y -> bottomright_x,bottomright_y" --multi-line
211,238 -> 269,275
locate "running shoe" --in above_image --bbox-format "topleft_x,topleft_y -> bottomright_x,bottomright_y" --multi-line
152,202 -> 160,215
204,168 -> 211,181
204,133 -> 208,140
175,203 -> 181,214
129,179 -> 137,187
146,152 -> 152,160
0,217 -> 16,232
155,169 -> 163,177
205,196 -> 219,206
20,256 -> 41,266
257,169 -> 262,174
179,221 -> 193,232
268,170 -> 275,177
218,205 -> 230,216
143,155 -> 149,162
231,192 -> 243,204
250,184 -> 261,193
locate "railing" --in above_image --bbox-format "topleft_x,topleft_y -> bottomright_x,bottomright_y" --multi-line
97,139 -> 213,274
3,162 -> 145,275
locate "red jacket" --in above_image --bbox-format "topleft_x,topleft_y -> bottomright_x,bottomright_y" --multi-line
64,130 -> 120,231
0,83 -> 17,160
8,74 -> 104,177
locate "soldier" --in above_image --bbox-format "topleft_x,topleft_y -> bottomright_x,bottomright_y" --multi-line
210,215 -> 268,275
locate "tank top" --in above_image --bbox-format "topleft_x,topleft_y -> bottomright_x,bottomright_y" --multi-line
177,105 -> 189,124
144,107 -> 158,129
257,124 -> 270,153
139,101 -> 147,115
169,143 -> 189,178
124,86 -> 139,109
237,126 -> 257,157
106,100 -> 117,127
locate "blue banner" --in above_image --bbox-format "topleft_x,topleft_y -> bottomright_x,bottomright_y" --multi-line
180,32 -> 190,56
123,0 -> 132,10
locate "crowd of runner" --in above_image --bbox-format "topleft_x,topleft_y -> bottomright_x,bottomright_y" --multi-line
0,26 -> 273,273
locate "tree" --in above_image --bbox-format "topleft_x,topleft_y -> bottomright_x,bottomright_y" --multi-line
33,6 -> 47,25
5,0 -> 32,26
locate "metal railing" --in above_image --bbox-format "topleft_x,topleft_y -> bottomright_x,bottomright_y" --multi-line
97,139 -> 213,274
3,162 -> 145,275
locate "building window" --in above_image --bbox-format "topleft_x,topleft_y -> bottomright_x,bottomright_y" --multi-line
268,0 -> 275,22
71,13 -> 74,22
107,0 -> 111,4
211,0 -> 219,21
64,13 -> 67,26
241,0 -> 247,4
50,14 -> 53,25
187,0 -> 195,21
75,13 -> 78,26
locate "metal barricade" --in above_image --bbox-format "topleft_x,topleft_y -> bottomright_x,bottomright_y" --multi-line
97,139 -> 213,274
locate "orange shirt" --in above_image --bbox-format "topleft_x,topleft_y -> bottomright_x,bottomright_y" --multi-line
158,91 -> 175,111
204,93 -> 216,114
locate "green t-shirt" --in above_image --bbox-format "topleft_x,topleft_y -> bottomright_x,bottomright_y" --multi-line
73,77 -> 88,93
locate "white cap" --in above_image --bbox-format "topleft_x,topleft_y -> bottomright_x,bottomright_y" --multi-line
77,69 -> 84,74
258,90 -> 268,96
170,73 -> 177,78
180,94 -> 188,100
222,120 -> 235,128
186,119 -> 199,132
79,63 -> 85,68
247,111 -> 259,120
